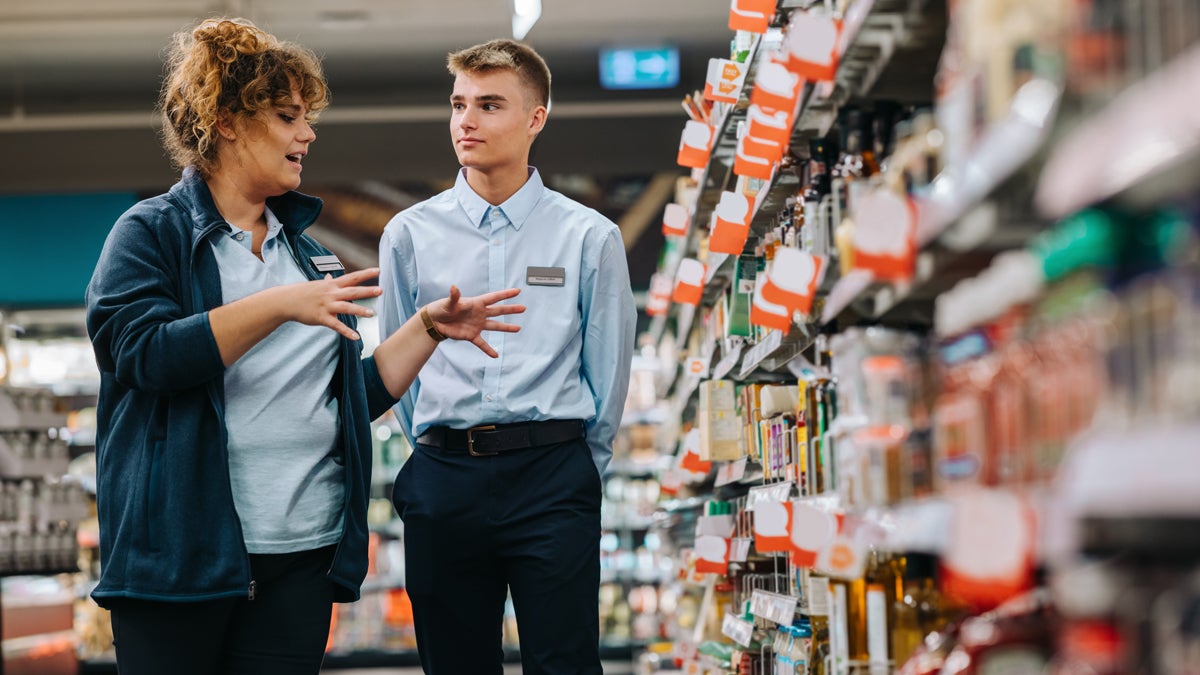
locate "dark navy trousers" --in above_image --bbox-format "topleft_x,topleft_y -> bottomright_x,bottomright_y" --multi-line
107,545 -> 336,675
393,436 -> 603,675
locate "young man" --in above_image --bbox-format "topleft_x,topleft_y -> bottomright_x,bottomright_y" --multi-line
378,39 -> 636,674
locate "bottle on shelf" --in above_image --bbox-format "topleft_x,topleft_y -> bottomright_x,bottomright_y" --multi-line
801,137 -> 836,261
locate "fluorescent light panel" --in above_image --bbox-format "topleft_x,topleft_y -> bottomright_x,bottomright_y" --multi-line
512,0 -> 541,39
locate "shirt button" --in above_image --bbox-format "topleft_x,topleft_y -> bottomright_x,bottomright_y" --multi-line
234,232 -> 244,241
485,395 -> 494,402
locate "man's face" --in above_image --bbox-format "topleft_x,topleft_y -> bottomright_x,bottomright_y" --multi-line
450,69 -> 545,174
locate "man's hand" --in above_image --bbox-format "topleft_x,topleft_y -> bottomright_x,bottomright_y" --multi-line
426,286 -> 525,357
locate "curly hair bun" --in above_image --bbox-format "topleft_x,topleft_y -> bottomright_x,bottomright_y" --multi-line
192,18 -> 274,63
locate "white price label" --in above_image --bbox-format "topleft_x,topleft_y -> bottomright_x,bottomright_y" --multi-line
712,346 -> 743,380
739,329 -> 785,378
715,456 -> 749,487
696,514 -> 736,538
746,480 -> 793,511
751,589 -> 799,625
730,537 -> 753,563
721,612 -> 755,648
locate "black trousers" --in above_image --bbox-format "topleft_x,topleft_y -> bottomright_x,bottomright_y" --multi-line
393,436 -> 603,675
108,545 -> 336,675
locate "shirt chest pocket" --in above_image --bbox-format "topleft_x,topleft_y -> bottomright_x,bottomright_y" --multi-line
522,266 -> 581,330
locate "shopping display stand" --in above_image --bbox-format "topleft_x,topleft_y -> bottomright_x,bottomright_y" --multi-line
636,0 -> 1200,673
0,385 -> 86,675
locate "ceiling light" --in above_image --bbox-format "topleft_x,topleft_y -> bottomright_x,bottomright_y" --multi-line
318,10 -> 371,32
512,0 -> 541,40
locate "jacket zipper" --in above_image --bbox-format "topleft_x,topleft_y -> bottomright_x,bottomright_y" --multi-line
190,218 -> 256,599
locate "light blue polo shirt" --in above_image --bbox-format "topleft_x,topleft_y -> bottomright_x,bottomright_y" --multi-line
210,207 -> 343,554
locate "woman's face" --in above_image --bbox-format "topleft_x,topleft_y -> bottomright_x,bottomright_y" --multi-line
222,86 -> 315,197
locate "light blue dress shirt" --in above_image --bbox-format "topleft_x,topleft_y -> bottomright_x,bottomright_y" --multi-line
379,168 -> 636,475
211,207 -> 344,553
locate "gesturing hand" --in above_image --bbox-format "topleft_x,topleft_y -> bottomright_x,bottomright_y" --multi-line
286,268 -> 382,341
426,286 -> 525,357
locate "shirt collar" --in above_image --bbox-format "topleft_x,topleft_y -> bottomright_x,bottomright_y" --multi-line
219,206 -> 285,247
453,167 -> 544,231
220,205 -> 285,239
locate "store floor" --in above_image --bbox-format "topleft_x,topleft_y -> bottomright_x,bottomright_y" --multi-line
327,662 -> 636,674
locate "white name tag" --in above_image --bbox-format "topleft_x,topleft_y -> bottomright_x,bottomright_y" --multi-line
310,255 -> 344,273
527,266 -> 566,287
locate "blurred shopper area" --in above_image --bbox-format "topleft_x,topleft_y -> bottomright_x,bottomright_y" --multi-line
4,0 -> 1200,673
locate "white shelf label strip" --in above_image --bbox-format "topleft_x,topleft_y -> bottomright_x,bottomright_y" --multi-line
751,588 -> 800,626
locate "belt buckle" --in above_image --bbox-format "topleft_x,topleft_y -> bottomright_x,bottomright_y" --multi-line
467,425 -> 499,457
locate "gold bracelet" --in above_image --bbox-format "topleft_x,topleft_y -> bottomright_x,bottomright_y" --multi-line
420,306 -> 449,343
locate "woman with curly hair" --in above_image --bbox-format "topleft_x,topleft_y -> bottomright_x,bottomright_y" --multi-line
85,17 -> 523,674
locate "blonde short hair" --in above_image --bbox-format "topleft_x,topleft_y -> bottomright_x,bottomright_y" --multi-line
447,39 -> 551,109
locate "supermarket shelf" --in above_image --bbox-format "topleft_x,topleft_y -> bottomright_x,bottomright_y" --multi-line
819,77 -> 1061,327
1037,42 -> 1200,219
81,650 -> 642,673
690,83 -> 1059,380
601,569 -> 666,585
748,0 -> 940,231
735,324 -> 812,380
678,0 -> 942,335
686,32 -> 770,249
656,495 -> 710,515
603,518 -> 656,532
0,567 -> 80,579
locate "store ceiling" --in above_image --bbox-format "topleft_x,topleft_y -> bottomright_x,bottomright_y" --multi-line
0,0 -> 731,194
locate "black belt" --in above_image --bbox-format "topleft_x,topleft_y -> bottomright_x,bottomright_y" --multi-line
416,419 -> 586,457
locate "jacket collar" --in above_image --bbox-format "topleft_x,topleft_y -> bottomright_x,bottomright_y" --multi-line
171,166 -> 324,236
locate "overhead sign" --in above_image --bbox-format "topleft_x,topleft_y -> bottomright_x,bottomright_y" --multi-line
599,46 -> 680,90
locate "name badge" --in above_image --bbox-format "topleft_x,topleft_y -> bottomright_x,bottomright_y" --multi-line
311,255 -> 344,273
527,266 -> 566,287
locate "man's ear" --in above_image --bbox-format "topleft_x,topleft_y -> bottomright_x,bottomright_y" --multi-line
528,105 -> 547,136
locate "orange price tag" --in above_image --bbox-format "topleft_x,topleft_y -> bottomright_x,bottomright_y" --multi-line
695,535 -> 730,575
751,276 -> 793,331
679,429 -> 712,476
645,273 -> 672,317
710,191 -> 753,254
704,58 -> 748,105
729,0 -> 772,33
815,517 -> 868,580
662,202 -> 690,237
747,105 -> 793,146
852,189 -> 918,282
734,135 -> 781,181
785,12 -> 842,83
788,501 -> 837,568
750,55 -> 804,113
761,248 -> 825,316
753,499 -> 792,552
940,487 -> 1036,611
677,120 -> 713,169
672,258 -> 706,305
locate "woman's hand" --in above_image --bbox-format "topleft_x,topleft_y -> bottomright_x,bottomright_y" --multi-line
426,286 -> 525,357
284,268 -> 382,341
